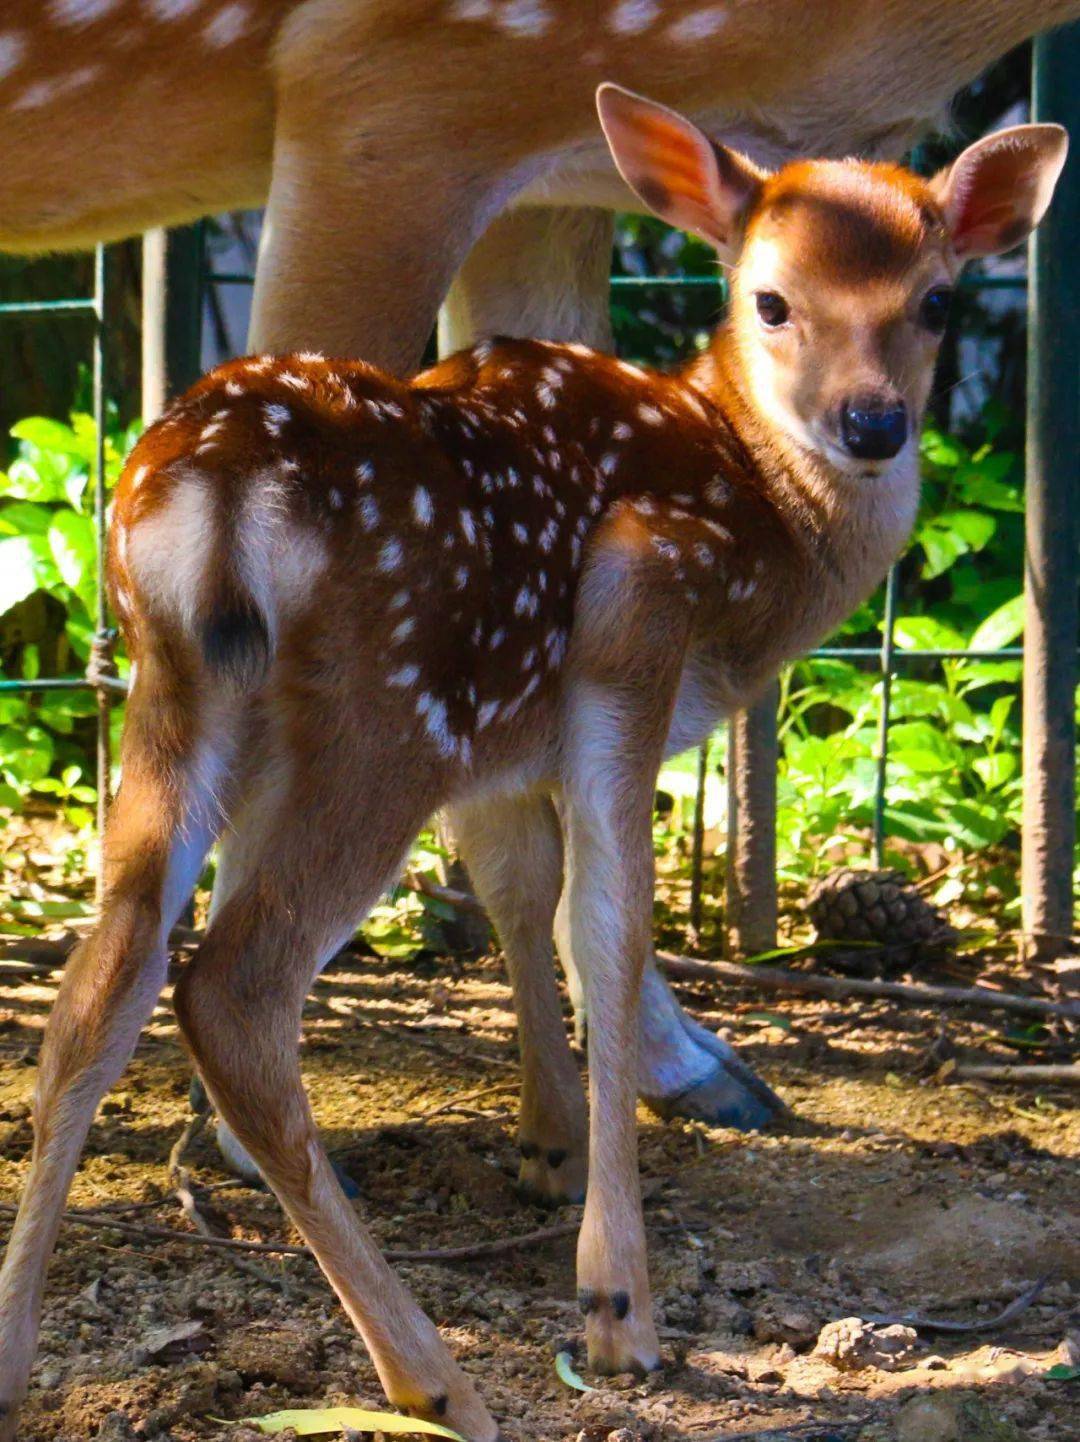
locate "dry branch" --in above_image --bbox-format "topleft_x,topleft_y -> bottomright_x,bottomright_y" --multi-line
865,1276 -> 1047,1335
952,1063 -> 1080,1084
0,1200 -> 577,1264
658,951 -> 1080,1023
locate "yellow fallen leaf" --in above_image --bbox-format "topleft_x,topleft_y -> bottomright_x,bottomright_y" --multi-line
220,1406 -> 467,1438
554,1351 -> 595,1393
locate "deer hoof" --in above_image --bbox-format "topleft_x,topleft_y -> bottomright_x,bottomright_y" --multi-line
643,1023 -> 785,1131
578,1290 -> 661,1376
516,1139 -> 586,1207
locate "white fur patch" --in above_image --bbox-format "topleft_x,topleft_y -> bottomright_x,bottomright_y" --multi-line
496,0 -> 550,35
610,0 -> 659,34
50,0 -> 119,23
125,478 -> 214,634
145,0 -> 204,17
203,1 -> 248,45
0,32 -> 27,79
666,4 -> 727,41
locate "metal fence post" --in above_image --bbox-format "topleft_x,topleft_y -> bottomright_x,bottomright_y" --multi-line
1022,25 -> 1080,962
142,225 -> 205,423
725,685 -> 779,956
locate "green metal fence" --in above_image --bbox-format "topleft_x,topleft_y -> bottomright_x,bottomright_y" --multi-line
0,31 -> 1077,953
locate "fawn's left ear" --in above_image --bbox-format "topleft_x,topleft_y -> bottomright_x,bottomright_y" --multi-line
597,82 -> 765,260
931,124 -> 1069,258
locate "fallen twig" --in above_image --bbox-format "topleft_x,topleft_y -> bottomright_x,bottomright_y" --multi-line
952,1063 -> 1080,1084
422,1081 -> 519,1117
865,1275 -> 1048,1334
0,1200 -> 577,1264
658,951 -> 1080,1023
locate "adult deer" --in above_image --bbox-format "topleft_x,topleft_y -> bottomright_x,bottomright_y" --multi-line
3,0 -> 1076,1143
0,85 -> 1065,1440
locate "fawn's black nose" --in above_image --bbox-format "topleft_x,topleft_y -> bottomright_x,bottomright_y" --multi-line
840,397 -> 908,461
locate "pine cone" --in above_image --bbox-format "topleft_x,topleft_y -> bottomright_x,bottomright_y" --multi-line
806,867 -> 955,973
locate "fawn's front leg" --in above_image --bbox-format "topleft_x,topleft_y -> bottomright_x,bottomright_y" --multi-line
559,555 -> 690,1374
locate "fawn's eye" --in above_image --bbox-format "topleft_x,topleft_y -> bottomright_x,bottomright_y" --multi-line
919,286 -> 953,334
755,291 -> 790,328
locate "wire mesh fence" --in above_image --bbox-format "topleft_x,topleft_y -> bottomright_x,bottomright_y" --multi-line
0,32 -> 1077,949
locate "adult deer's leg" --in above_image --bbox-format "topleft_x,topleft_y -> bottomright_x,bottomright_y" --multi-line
0,668 -> 232,1439
443,201 -> 783,1134
439,205 -> 615,355
448,792 -> 587,1206
251,11 -> 534,370
173,739 -> 502,1442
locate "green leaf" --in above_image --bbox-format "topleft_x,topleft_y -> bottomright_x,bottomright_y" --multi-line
0,537 -> 43,617
221,1407 -> 467,1437
48,509 -> 97,603
1045,1364 -> 1080,1382
969,594 -> 1024,652
555,1350 -> 595,1393
892,615 -> 966,652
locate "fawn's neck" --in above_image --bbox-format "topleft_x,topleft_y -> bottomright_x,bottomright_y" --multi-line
679,327 -> 919,662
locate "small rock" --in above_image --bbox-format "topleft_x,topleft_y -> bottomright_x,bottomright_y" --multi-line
813,1316 -> 918,1372
751,1302 -> 819,1349
895,1391 -> 1030,1442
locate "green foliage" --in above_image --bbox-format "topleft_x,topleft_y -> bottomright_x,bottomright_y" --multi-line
0,406 -> 137,834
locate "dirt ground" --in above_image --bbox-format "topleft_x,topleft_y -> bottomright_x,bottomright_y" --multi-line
1,939 -> 1078,1442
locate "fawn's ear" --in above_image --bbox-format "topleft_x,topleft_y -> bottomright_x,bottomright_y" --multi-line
930,123 -> 1069,258
597,82 -> 764,259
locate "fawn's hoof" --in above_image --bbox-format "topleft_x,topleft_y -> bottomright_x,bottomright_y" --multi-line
516,1139 -> 587,1208
578,1288 -> 661,1376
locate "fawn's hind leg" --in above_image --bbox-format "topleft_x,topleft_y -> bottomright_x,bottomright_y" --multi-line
173,750 -> 503,1442
448,792 -> 588,1206
0,671 -> 232,1439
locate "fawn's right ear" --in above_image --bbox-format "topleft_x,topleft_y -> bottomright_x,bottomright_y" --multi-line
597,83 -> 764,260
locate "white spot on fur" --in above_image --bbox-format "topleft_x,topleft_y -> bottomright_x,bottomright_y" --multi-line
489,627 -> 506,650
610,0 -> 658,34
378,538 -> 403,573
477,699 -> 499,729
389,589 -> 409,610
359,496 -> 380,531
637,402 -> 664,425
512,522 -> 529,544
729,576 -> 757,600
497,0 -> 550,35
0,32 -> 27,80
145,0 -> 204,17
224,378 -> 244,396
128,464 -> 151,492
11,66 -> 100,109
328,487 -> 344,511
388,663 -> 420,687
391,617 -> 415,644
50,0 -> 119,23
459,508 -> 477,544
412,486 -> 434,526
203,1 -> 248,45
667,4 -> 727,41
356,459 -> 375,485
416,692 -> 456,758
598,453 -> 619,477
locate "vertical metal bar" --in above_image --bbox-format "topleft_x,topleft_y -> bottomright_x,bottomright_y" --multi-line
689,742 -> 708,938
142,224 -> 205,422
92,245 -> 110,902
1022,25 -> 1080,961
725,685 -> 779,956
873,565 -> 900,867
